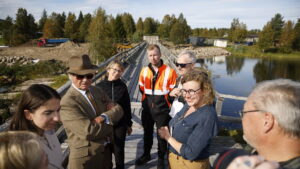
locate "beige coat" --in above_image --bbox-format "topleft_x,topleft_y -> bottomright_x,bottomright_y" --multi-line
60,86 -> 123,169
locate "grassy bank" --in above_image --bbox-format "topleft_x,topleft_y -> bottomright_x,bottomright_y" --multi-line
227,45 -> 300,60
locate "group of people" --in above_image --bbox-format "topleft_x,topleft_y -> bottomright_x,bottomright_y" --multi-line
0,44 -> 299,169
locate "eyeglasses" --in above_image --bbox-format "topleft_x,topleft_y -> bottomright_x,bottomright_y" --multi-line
71,73 -> 94,80
180,88 -> 201,96
238,109 -> 261,117
110,68 -> 122,73
175,62 -> 192,68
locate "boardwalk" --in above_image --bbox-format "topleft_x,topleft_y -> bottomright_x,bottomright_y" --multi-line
112,43 -> 239,169
0,41 -> 242,169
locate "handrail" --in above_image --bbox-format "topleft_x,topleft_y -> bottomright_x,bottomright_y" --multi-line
0,42 -> 146,133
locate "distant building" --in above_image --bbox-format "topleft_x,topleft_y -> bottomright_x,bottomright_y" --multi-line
143,36 -> 159,44
214,39 -> 228,48
187,36 -> 206,46
245,35 -> 259,44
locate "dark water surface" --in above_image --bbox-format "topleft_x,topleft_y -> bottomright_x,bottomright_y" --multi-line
201,55 -> 300,128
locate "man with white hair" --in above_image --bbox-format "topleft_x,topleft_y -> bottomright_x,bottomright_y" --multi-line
227,79 -> 300,169
169,50 -> 196,117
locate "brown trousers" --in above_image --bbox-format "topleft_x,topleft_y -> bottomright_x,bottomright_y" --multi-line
169,152 -> 210,169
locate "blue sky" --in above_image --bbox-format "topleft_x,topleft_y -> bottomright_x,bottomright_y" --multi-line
0,0 -> 299,29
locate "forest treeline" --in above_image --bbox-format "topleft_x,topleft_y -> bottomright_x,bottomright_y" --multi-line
0,7 -> 299,61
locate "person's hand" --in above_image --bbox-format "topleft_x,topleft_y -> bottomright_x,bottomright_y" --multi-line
169,88 -> 181,97
93,116 -> 105,124
107,102 -> 116,110
227,155 -> 279,169
127,127 -> 132,135
158,126 -> 171,141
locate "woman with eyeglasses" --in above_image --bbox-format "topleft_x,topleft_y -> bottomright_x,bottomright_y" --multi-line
97,60 -> 133,169
9,84 -> 63,169
158,70 -> 218,169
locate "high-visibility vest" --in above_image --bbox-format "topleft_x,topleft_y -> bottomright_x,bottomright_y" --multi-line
139,64 -> 177,105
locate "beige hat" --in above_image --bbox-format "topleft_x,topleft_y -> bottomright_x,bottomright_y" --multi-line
67,54 -> 98,75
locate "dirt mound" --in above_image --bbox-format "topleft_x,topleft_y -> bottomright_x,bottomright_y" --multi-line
0,42 -> 89,62
56,41 -> 80,49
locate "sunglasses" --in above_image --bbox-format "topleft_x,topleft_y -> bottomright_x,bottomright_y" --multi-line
71,73 -> 94,80
175,62 -> 192,68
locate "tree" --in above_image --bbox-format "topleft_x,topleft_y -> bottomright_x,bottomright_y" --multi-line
121,13 -> 136,40
157,14 -> 176,39
270,13 -> 284,45
258,22 -> 275,52
1,16 -> 14,45
78,13 -> 92,42
136,17 -> 144,33
229,18 -> 247,43
279,20 -> 295,53
143,17 -> 156,35
169,13 -> 191,44
64,12 -> 76,39
43,12 -> 64,38
12,8 -> 37,45
38,9 -> 47,31
88,8 -> 115,63
292,19 -> 300,51
112,14 -> 126,42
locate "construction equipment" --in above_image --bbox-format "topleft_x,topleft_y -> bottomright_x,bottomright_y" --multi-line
37,38 -> 69,47
115,43 -> 133,52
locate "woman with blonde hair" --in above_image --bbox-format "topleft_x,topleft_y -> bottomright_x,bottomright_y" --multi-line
0,131 -> 48,169
9,84 -> 63,169
97,60 -> 133,169
159,70 -> 218,169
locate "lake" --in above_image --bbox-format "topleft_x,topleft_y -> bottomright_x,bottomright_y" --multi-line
201,55 -> 300,128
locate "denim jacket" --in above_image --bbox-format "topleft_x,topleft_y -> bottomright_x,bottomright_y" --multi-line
169,104 -> 218,160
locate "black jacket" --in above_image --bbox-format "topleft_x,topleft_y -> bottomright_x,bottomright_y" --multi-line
97,78 -> 133,128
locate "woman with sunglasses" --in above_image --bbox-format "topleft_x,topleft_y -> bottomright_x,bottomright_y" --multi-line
97,60 -> 133,169
158,70 -> 218,169
9,84 -> 63,169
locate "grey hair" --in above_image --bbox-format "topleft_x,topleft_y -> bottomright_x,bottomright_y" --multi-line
178,50 -> 196,63
250,79 -> 300,138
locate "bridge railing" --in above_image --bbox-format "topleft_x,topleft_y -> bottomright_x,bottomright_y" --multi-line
0,42 -> 147,166
157,41 -> 247,123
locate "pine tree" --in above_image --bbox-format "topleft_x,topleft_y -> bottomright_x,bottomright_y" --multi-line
64,12 -> 76,39
292,19 -> 300,51
270,13 -> 284,46
279,20 -> 295,53
258,22 -> 275,52
1,16 -> 14,46
121,13 -> 136,40
79,13 -> 92,42
112,15 -> 126,42
169,13 -> 191,44
143,17 -> 156,35
38,9 -> 47,31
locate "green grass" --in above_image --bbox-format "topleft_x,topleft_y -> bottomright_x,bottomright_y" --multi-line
227,45 -> 300,60
50,75 -> 69,89
0,38 -> 4,45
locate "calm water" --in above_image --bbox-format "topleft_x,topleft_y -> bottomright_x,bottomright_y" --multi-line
201,55 -> 300,128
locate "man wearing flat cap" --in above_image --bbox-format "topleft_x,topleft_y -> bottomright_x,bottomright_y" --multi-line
60,54 -> 124,169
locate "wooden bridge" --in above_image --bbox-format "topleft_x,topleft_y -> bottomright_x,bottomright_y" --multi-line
1,40 -> 247,169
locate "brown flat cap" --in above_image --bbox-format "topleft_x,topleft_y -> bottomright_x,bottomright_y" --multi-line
68,54 -> 98,75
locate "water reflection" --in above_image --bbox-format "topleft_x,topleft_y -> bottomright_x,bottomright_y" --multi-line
254,59 -> 300,83
202,55 -> 300,129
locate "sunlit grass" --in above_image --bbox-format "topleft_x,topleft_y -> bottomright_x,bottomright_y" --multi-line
227,45 -> 300,60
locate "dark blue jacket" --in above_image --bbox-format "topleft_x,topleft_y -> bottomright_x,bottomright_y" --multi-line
169,104 -> 218,160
